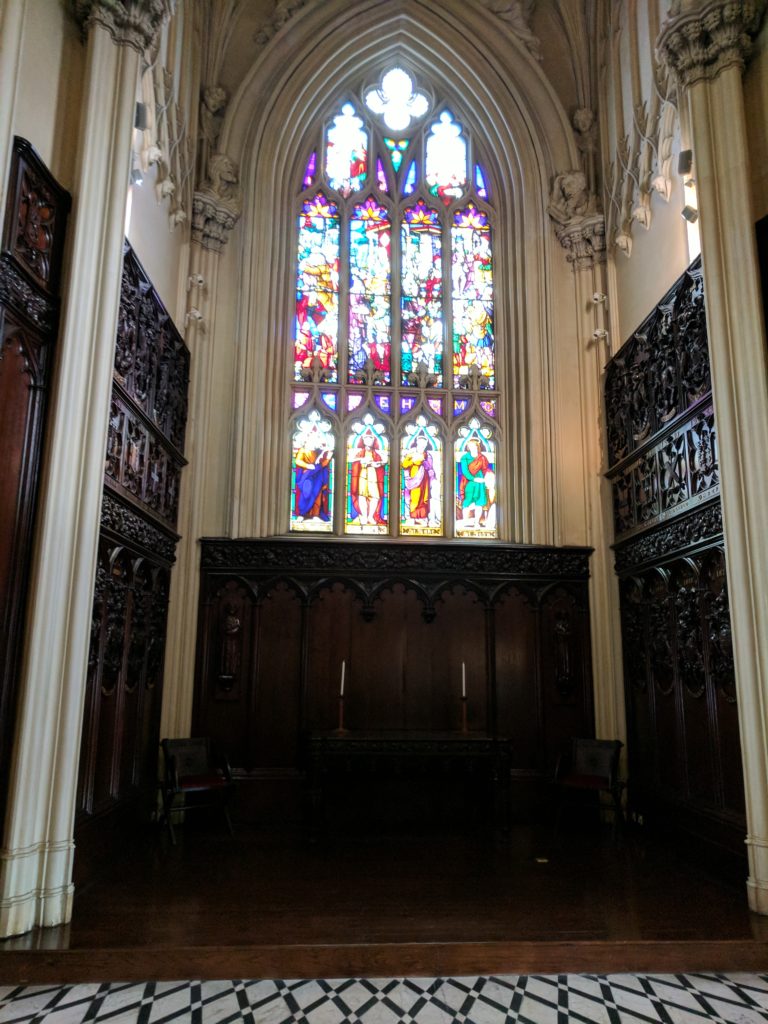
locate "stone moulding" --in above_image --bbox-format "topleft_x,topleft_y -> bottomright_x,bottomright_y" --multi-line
73,0 -> 177,52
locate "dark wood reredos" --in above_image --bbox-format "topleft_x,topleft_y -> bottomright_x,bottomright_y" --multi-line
195,538 -> 594,822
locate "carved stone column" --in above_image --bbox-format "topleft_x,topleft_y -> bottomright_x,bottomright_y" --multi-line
548,176 -> 626,753
658,0 -> 768,913
0,1 -> 173,938
160,155 -> 241,740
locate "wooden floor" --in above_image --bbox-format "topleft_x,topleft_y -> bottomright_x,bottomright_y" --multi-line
2,821 -> 768,982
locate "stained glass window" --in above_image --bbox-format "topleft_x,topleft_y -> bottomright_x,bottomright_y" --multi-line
294,193 -> 339,381
345,413 -> 390,535
454,418 -> 497,538
326,104 -> 367,196
425,112 -> 467,204
452,205 -> 494,387
291,410 -> 335,533
290,75 -> 498,539
400,416 -> 442,536
349,197 -> 391,384
401,200 -> 442,385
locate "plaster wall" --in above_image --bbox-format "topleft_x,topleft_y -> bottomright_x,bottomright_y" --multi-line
11,1 -> 84,192
126,165 -> 186,326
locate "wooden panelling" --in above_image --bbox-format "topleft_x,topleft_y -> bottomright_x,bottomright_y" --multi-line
0,138 -> 70,836
194,539 -> 594,821
605,257 -> 745,862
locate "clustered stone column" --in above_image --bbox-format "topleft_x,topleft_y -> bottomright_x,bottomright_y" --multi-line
548,175 -> 627,754
159,136 -> 242,742
657,0 -> 768,913
0,0 -> 174,939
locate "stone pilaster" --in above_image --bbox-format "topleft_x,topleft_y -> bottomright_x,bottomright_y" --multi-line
657,0 -> 768,913
0,6 -> 170,939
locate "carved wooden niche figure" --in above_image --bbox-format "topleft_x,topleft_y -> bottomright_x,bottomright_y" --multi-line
215,581 -> 249,700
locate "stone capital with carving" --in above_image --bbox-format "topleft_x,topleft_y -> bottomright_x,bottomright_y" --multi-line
73,0 -> 176,52
657,0 -> 767,89
547,171 -> 605,270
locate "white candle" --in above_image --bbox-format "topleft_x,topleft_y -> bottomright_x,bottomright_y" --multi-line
340,659 -> 345,697
462,661 -> 466,699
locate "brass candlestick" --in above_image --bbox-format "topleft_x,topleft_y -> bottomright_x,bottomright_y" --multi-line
461,695 -> 468,734
337,694 -> 346,733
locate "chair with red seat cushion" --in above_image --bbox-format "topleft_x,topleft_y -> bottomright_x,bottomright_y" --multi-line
161,738 -> 235,845
553,738 -> 624,837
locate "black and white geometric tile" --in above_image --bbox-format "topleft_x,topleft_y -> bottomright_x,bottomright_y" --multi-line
2,974 -> 768,1024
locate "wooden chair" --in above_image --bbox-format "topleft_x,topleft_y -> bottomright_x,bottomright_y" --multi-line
160,738 -> 235,845
553,738 -> 624,837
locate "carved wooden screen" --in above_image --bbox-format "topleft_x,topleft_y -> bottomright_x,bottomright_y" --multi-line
605,257 -> 744,863
0,138 -> 70,835
76,242 -> 188,869
194,539 -> 594,823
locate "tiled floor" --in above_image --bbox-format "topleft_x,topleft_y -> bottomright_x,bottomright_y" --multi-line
2,974 -> 768,1024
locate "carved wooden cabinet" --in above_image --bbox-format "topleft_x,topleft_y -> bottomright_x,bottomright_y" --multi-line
0,139 -> 70,833
194,539 -> 594,822
605,257 -> 744,862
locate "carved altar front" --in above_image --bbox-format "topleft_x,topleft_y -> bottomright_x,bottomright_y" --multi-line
195,538 -> 594,822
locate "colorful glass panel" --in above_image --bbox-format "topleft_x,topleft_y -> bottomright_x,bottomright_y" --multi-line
452,205 -> 494,387
400,395 -> 416,414
321,391 -> 337,410
293,390 -> 310,409
454,418 -> 497,538
303,152 -> 316,188
365,68 -> 428,131
325,103 -> 367,196
453,398 -> 470,417
348,198 -> 391,385
384,137 -> 409,172
290,410 -> 335,533
345,413 -> 389,535
480,399 -> 496,419
375,393 -> 391,414
428,397 -> 443,415
403,161 -> 417,195
400,416 -> 443,536
376,158 -> 388,193
401,200 -> 443,386
474,164 -> 488,199
347,393 -> 364,412
295,193 -> 339,382
426,112 -> 466,204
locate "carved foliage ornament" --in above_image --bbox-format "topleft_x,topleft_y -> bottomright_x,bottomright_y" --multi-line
657,0 -> 768,89
73,0 -> 176,53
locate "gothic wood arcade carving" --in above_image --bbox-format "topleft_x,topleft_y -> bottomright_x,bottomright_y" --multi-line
0,138 -> 70,835
605,256 -> 743,863
195,538 -> 594,824
76,240 -> 189,874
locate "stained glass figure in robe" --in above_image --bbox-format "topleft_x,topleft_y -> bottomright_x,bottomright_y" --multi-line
400,415 -> 443,536
295,193 -> 339,382
290,410 -> 335,533
401,200 -> 442,385
452,205 -> 494,387
349,197 -> 391,384
425,112 -> 467,204
454,418 -> 497,537
325,103 -> 367,196
345,413 -> 389,535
